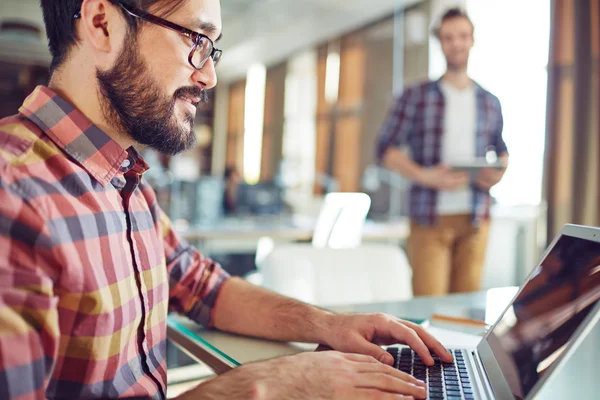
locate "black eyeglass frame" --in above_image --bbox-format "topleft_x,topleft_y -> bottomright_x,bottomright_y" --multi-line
74,1 -> 222,70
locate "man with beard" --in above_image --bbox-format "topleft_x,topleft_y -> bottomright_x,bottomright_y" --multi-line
377,8 -> 509,297
0,1 -> 453,399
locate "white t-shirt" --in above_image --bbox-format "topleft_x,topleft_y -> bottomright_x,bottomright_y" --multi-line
437,81 -> 476,215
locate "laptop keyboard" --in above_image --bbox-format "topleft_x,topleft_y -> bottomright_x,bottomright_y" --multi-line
386,347 -> 475,400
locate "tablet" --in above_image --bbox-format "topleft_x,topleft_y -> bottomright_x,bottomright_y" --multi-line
449,159 -> 505,172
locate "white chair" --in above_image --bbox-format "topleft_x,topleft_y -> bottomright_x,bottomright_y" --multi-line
311,192 -> 371,249
259,243 -> 413,307
253,192 -> 371,270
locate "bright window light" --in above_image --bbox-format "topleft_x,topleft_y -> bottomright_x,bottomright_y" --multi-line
281,50 -> 317,203
466,0 -> 550,206
243,64 -> 267,185
325,50 -> 340,104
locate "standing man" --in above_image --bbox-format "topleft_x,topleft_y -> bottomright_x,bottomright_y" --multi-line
0,0 -> 453,399
376,8 -> 508,296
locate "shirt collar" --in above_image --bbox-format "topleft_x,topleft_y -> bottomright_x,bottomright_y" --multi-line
18,86 -> 149,186
434,77 -> 484,95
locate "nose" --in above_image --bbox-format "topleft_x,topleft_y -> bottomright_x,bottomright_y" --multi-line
191,57 -> 218,90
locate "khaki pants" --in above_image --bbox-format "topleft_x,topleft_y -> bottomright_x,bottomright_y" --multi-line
407,215 -> 490,296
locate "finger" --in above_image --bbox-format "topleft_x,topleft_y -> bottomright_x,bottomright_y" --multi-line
349,336 -> 395,366
479,172 -> 493,183
480,172 -> 494,182
493,171 -> 505,180
401,320 -> 454,363
447,177 -> 465,187
388,323 -> 434,366
481,178 -> 495,188
447,183 -> 465,191
343,352 -> 379,364
475,178 -> 491,190
453,175 -> 470,185
357,361 -> 426,388
352,389 -> 415,400
355,373 -> 428,398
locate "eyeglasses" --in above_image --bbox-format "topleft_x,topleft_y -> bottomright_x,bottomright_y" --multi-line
75,2 -> 222,70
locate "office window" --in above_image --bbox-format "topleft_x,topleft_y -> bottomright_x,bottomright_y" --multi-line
466,0 -> 550,206
281,50 -> 318,198
243,64 -> 267,184
324,45 -> 341,104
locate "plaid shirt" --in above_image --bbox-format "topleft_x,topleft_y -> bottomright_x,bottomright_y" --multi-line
376,79 -> 508,226
0,86 -> 230,399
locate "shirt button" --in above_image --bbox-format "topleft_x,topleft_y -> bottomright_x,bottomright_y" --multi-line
121,159 -> 131,168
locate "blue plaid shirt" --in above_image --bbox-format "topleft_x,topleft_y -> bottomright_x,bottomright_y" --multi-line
376,79 -> 508,226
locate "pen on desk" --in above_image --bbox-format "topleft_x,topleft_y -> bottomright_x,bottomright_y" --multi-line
431,313 -> 488,327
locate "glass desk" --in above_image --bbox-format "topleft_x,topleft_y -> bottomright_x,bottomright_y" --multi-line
167,287 -> 599,398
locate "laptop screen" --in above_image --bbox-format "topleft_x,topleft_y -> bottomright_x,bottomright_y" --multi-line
485,234 -> 600,399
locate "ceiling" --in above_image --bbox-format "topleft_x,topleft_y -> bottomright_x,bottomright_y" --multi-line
0,0 -> 420,83
217,0 -> 420,82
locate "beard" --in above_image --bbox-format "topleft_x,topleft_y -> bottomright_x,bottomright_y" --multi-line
96,35 -> 208,155
445,54 -> 470,72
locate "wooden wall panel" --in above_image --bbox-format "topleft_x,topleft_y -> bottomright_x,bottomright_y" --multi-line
314,44 -> 331,194
314,31 -> 369,193
225,80 -> 246,172
314,119 -> 332,194
554,0 -> 575,65
316,45 -> 331,116
545,0 -> 600,239
261,62 -> 286,181
592,0 -> 599,58
333,32 -> 367,192
338,33 -> 367,112
553,79 -> 575,207
334,116 -> 362,192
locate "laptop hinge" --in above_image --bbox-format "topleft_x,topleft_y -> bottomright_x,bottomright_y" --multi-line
471,350 -> 495,399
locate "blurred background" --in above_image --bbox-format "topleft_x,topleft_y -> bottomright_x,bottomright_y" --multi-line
1,0 -> 597,286
1,0 -> 598,392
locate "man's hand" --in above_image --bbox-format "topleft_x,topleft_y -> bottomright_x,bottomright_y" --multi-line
182,351 -> 428,400
475,167 -> 505,191
323,313 -> 454,367
418,165 -> 469,191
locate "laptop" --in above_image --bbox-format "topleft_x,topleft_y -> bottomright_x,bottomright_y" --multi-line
386,223 -> 600,399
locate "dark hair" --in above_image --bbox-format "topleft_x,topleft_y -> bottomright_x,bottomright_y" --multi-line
431,7 -> 474,39
40,0 -> 185,74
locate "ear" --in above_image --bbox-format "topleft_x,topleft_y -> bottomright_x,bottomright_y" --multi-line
77,0 -> 127,55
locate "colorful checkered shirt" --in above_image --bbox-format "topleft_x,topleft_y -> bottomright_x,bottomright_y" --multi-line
376,79 -> 508,226
0,86 -> 230,399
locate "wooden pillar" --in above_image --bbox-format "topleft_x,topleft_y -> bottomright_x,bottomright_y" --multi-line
225,80 -> 246,174
544,0 -> 600,239
261,62 -> 286,181
314,33 -> 368,194
314,45 -> 332,195
333,32 -> 367,193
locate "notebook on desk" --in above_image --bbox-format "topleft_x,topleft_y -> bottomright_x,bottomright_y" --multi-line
386,224 -> 600,399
